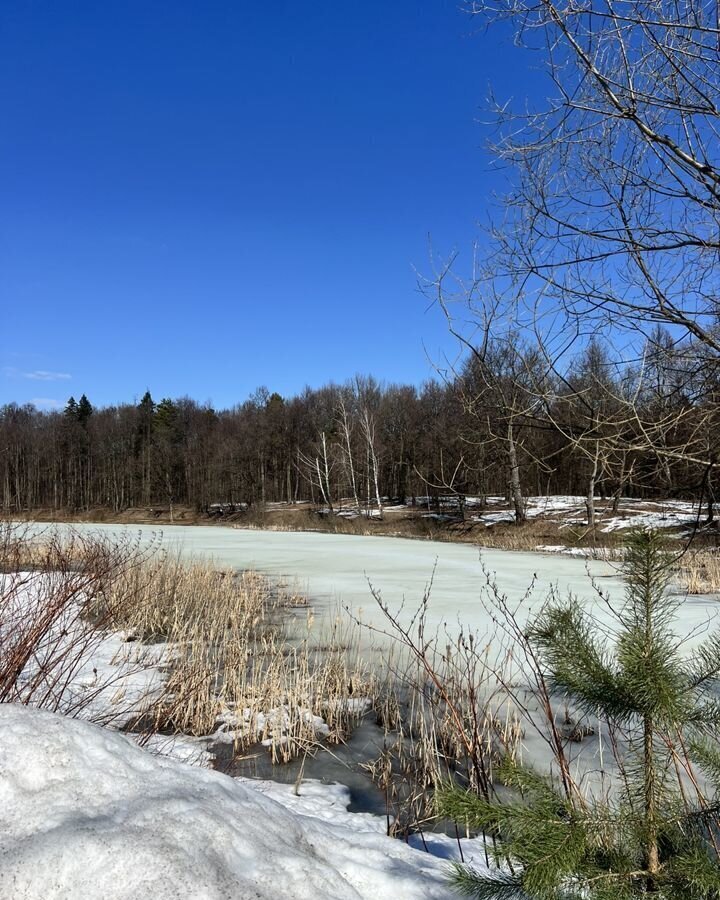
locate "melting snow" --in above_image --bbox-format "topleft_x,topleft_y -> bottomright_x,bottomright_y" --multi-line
0,704 -> 480,899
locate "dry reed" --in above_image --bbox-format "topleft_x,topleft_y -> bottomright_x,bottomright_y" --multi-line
677,549 -> 720,594
0,523 -> 373,764
355,580 -> 524,840
97,547 -> 373,761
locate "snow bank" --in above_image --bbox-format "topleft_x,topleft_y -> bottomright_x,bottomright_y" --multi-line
472,495 -> 588,526
0,705 -> 462,899
248,777 -> 489,863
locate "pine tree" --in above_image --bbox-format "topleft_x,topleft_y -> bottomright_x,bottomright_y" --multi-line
135,391 -> 155,504
154,398 -> 183,518
76,394 -> 93,427
437,530 -> 720,899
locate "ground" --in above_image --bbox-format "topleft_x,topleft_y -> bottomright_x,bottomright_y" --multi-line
8,494 -> 715,552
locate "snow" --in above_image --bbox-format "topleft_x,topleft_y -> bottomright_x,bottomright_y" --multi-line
599,506 -> 699,533
472,495 -> 588,526
473,510 -> 515,525
536,545 -> 623,560
250,777 -> 488,862
7,514 -> 717,897
140,731 -> 215,766
320,506 -> 385,519
464,495 -> 702,533
0,704 -> 474,899
215,705 -> 332,747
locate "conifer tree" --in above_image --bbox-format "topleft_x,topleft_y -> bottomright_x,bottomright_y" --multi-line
76,394 -> 93,427
437,530 -> 720,899
135,391 -> 155,504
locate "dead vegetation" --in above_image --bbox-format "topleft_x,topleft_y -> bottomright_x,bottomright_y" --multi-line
0,522 -> 373,763
364,635 -> 523,840
0,523 -> 159,723
4,515 -> 719,848
0,520 -> 538,840
677,549 -> 720,595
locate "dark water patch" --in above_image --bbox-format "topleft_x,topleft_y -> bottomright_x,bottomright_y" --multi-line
211,718 -> 390,818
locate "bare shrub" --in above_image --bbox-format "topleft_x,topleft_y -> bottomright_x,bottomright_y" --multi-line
0,522 -> 159,724
354,576 -> 523,843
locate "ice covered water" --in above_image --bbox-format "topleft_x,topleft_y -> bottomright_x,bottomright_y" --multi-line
24,522 -> 718,651
26,522 -> 626,634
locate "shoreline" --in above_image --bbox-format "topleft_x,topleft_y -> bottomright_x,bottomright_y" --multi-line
5,496 -> 708,558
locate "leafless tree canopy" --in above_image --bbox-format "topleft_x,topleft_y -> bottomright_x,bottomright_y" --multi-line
468,0 -> 720,355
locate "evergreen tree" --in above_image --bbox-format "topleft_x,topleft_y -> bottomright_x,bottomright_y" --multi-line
135,391 -> 156,504
76,394 -> 93,427
154,397 -> 183,509
437,530 -> 720,899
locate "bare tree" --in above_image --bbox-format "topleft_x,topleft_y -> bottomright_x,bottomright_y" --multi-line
335,391 -> 362,516
423,258 -> 557,523
416,0 -> 720,520
466,0 -> 720,359
359,406 -> 384,520
297,431 -> 335,514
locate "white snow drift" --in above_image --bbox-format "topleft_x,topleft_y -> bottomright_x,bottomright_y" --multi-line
0,704 -> 474,899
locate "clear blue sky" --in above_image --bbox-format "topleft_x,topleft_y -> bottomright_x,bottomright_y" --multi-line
0,1 -> 532,410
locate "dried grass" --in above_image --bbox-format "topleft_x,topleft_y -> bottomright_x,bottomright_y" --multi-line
677,549 -> 720,594
0,523 -> 373,763
97,548 -> 373,760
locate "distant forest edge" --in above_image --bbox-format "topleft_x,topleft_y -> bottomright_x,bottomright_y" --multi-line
1,330 -> 718,525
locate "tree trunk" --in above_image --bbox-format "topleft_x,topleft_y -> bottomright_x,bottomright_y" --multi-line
643,570 -> 659,892
361,408 -> 383,520
644,712 -> 659,890
507,421 -> 525,524
338,400 -> 361,515
586,438 -> 599,534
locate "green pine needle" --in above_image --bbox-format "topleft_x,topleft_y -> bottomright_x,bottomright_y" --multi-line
440,530 -> 720,899
447,864 -> 531,900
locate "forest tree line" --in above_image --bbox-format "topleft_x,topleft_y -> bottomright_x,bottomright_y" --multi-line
1,326 -> 718,524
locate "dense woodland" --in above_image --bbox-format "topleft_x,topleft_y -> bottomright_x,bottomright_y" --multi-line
1,328 -> 718,523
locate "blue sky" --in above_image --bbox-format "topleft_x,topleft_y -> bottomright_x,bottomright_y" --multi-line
1,1 -> 532,410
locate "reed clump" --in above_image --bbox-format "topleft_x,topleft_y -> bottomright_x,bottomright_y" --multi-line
359,588 -> 524,840
677,548 -> 720,594
0,523 -> 372,762
97,548 -> 373,761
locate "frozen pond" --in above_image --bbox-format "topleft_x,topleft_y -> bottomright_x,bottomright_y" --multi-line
21,521 -> 720,807
29,522 -> 628,633
25,522 -> 720,648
